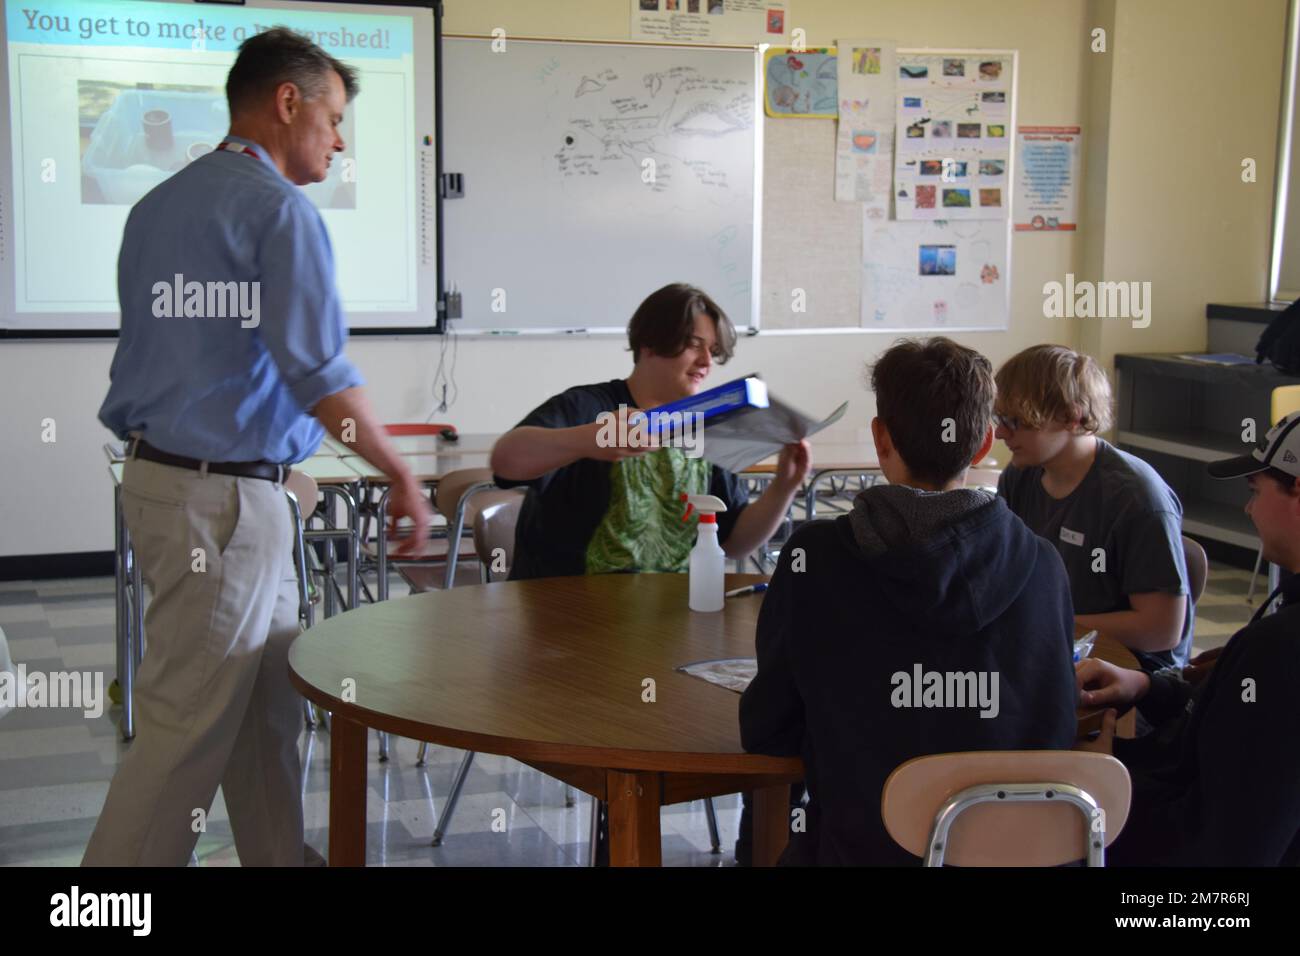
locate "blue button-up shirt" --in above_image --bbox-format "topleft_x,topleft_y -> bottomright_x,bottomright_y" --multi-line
99,135 -> 363,464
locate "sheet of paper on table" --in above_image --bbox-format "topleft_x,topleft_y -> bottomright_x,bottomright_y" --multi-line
677,658 -> 758,694
702,396 -> 849,472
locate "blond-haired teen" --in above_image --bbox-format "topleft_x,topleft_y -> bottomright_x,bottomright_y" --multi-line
994,345 -> 1191,671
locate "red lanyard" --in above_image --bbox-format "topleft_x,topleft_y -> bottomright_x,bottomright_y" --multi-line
215,141 -> 263,163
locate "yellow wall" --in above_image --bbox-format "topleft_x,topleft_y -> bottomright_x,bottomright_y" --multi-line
1085,0 -> 1286,369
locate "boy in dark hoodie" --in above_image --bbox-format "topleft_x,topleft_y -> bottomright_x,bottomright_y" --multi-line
740,337 -> 1080,865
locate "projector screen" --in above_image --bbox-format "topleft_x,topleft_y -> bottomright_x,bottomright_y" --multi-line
0,0 -> 439,335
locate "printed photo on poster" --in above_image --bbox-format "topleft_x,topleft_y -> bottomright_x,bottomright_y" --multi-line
920,244 -> 956,275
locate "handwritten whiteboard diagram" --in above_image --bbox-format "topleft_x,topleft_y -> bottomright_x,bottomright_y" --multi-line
443,37 -> 762,333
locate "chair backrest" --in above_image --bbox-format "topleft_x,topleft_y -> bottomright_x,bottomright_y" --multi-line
385,423 -> 458,437
1273,384 -> 1300,425
473,491 -> 527,581
881,751 -> 1131,866
434,467 -> 496,521
1181,534 -> 1208,606
284,470 -> 319,520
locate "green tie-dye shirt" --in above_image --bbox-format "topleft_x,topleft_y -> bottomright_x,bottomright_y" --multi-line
586,449 -> 713,574
494,379 -> 748,580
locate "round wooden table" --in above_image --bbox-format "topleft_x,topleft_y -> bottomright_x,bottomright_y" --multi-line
288,573 -> 802,867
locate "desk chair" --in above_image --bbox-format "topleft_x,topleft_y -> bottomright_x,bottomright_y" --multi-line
285,470 -> 322,730
385,422 -> 458,438
881,751 -> 1131,866
387,468 -> 500,594
1247,385 -> 1300,603
355,422 -> 460,592
418,490 -> 535,844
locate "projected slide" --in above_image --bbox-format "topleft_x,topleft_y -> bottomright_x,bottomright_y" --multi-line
1,0 -> 438,332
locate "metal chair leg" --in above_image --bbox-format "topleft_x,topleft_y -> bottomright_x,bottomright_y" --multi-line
432,750 -> 476,846
302,698 -> 317,730
588,799 -> 603,867
378,731 -> 390,762
416,741 -> 429,766
565,786 -> 576,808
704,797 -> 721,853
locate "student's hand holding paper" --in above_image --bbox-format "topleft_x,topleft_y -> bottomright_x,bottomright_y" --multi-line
1075,657 -> 1150,710
773,439 -> 812,493
585,406 -> 660,462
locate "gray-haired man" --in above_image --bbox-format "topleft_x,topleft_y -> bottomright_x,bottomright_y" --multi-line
87,28 -> 430,866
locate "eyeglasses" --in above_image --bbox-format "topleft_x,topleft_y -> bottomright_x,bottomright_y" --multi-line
992,413 -> 1021,432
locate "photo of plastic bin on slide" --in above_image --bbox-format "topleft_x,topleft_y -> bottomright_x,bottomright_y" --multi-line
77,80 -> 356,208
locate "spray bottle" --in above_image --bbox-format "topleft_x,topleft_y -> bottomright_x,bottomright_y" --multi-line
682,494 -> 728,612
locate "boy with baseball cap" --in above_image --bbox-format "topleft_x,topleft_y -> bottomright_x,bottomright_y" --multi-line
1076,411 -> 1300,864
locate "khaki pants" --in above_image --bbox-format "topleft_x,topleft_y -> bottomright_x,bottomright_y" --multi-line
83,457 -> 304,866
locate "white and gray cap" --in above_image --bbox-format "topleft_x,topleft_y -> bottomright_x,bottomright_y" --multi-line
1207,410 -> 1300,480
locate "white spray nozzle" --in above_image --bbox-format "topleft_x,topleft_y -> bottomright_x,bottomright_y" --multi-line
681,493 -> 728,522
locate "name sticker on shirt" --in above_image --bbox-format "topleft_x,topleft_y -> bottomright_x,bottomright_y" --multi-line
1059,527 -> 1085,547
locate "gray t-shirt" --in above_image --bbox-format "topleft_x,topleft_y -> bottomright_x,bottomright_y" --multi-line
997,439 -> 1192,670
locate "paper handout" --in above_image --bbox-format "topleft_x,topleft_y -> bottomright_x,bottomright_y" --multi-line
677,658 -> 758,694
702,395 -> 849,472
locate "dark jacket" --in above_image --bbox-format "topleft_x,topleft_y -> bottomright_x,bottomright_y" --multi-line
740,485 -> 1079,865
1111,573 -> 1300,866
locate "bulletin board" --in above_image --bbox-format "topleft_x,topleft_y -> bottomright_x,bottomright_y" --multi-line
762,48 -> 1018,334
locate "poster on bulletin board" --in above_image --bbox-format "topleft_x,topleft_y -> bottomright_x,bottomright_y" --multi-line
631,0 -> 790,44
764,46 -> 838,118
1014,125 -> 1081,230
855,48 -> 1016,333
892,51 -> 1014,222
860,217 -> 1010,332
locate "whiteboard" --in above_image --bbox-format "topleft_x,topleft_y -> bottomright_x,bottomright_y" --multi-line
442,36 -> 762,334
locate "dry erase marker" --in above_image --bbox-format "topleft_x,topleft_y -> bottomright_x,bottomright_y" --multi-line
725,583 -> 768,598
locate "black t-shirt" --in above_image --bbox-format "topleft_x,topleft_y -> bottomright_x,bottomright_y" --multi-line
998,439 -> 1192,670
495,379 -> 750,580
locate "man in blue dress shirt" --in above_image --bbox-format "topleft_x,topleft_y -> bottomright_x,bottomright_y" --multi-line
86,28 -> 431,866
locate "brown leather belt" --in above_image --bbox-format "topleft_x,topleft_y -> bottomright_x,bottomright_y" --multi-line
129,438 -> 289,483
